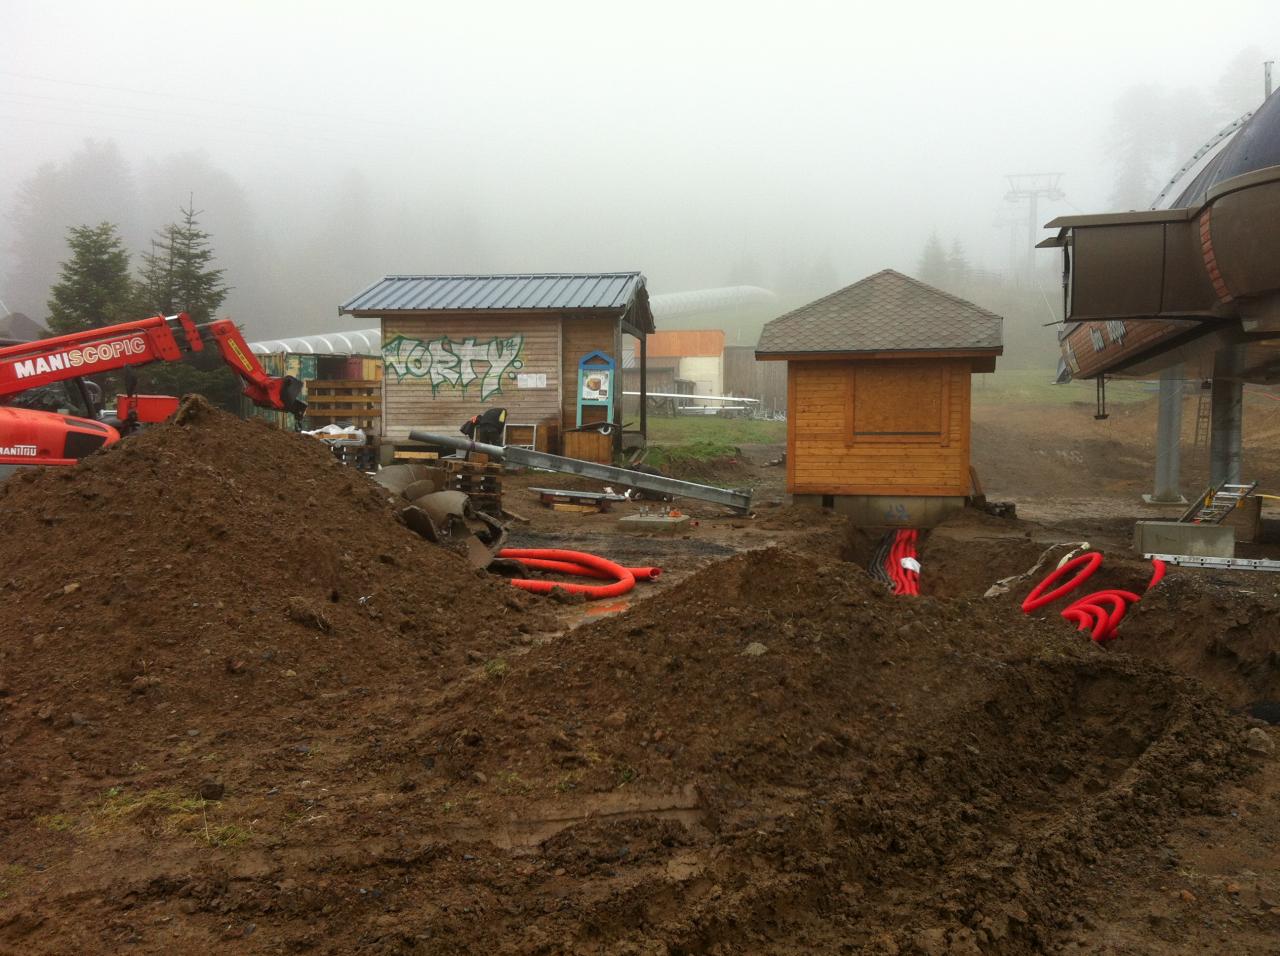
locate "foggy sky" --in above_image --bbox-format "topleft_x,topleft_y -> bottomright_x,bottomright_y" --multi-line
2,0 -> 1277,337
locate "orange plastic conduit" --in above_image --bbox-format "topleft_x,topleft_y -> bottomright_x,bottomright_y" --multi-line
1147,558 -> 1167,591
511,557 -> 662,582
1021,552 -> 1103,613
1063,589 -> 1141,641
497,548 -> 637,599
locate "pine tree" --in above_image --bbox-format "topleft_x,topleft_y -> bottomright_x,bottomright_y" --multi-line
946,239 -> 970,288
133,201 -> 239,409
46,222 -> 135,334
136,200 -> 229,321
917,232 -> 948,287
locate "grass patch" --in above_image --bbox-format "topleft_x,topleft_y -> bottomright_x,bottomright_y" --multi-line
98,786 -> 205,821
93,786 -> 250,849
555,772 -> 580,793
0,864 -> 25,900
644,416 -> 785,445
201,821 -> 251,848
642,439 -> 743,474
971,369 -> 1155,406
483,658 -> 508,680
36,813 -> 76,832
496,771 -> 531,795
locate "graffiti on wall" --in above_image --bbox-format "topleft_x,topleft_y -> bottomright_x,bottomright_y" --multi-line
383,334 -> 526,400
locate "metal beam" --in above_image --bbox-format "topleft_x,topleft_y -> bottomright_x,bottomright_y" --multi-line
1209,347 -> 1245,485
409,430 -> 752,514
1146,364 -> 1186,504
639,332 -> 647,442
1144,552 -> 1280,572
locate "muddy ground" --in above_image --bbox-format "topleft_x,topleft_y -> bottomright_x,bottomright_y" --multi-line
1,395 -> 1278,954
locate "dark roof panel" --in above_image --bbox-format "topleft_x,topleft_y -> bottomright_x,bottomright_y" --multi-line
341,272 -> 641,313
755,269 -> 1003,355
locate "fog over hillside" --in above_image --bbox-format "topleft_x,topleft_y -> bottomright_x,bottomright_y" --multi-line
2,1 -> 1275,346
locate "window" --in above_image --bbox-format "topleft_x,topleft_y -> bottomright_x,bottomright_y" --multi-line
848,363 -> 949,445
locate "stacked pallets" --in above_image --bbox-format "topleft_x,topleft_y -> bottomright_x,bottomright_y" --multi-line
442,459 -> 503,514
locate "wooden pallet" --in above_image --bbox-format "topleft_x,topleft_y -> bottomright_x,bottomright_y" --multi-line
304,379 -> 381,431
528,487 -> 627,513
438,458 -> 504,511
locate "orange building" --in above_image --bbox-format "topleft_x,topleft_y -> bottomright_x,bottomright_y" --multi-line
755,270 -> 1002,525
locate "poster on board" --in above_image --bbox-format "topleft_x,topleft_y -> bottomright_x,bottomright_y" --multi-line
580,369 -> 611,402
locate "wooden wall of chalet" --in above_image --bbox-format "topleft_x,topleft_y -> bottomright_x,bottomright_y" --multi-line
378,311 -> 626,444
787,358 -> 972,496
724,346 -> 788,412
381,314 -> 562,442
560,316 -> 620,428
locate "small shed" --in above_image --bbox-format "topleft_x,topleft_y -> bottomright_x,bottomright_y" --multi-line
339,273 -> 656,462
755,270 -> 1002,525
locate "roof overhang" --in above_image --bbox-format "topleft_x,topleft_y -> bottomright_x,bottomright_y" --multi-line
752,348 -> 1003,371
343,304 -> 656,337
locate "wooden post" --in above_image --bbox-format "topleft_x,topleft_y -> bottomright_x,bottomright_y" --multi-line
639,332 -> 648,441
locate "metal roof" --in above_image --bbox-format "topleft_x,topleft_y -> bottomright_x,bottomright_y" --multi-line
341,272 -> 648,316
249,328 -> 381,356
650,285 -> 776,319
756,270 -> 1003,356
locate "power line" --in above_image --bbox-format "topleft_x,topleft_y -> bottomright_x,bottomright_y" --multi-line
0,68 -> 428,133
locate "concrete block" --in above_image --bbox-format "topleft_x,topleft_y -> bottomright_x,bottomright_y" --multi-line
618,513 -> 691,535
1133,520 -> 1235,558
790,495 -> 965,528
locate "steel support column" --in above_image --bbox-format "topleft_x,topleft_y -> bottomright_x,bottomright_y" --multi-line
1209,347 -> 1245,486
639,333 -> 647,442
1145,364 -> 1186,504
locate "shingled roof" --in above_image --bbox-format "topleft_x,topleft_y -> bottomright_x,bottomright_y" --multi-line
755,270 -> 1003,356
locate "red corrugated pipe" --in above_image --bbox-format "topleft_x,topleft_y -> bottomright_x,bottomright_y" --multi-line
1020,552 -> 1103,612
885,529 -> 920,596
1024,554 -> 1166,642
1061,588 -> 1141,642
513,557 -> 662,582
497,548 -> 649,599
1147,558 -> 1167,591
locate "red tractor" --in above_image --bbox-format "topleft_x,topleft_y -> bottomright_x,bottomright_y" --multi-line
0,312 -> 305,473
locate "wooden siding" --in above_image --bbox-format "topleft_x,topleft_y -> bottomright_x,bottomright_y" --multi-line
381,315 -> 562,441
787,358 -> 972,496
561,316 -> 621,427
723,346 -> 788,412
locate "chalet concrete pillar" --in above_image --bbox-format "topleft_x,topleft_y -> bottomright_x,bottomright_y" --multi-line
1209,347 -> 1245,486
1145,364 -> 1186,504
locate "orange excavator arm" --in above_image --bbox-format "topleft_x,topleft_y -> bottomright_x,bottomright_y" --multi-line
0,312 -> 306,416
0,313 -> 306,471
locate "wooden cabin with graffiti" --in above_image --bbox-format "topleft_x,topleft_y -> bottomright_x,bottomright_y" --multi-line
339,273 -> 656,463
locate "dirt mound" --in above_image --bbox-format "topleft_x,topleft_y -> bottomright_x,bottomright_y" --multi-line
0,400 -> 551,927
0,425 -> 1267,955
1120,571 -> 1280,715
127,547 -> 1238,955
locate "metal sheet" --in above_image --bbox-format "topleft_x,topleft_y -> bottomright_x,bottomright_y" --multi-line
409,429 -> 752,514
341,273 -> 642,314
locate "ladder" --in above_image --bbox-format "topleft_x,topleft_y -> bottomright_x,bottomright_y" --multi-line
1178,480 -> 1257,524
1192,389 -> 1212,447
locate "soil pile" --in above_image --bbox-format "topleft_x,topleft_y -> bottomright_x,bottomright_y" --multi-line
0,399 -> 550,934
0,430 -> 1269,955
347,548 -> 1247,954
7,544 -> 1241,954
1121,571 -> 1280,715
